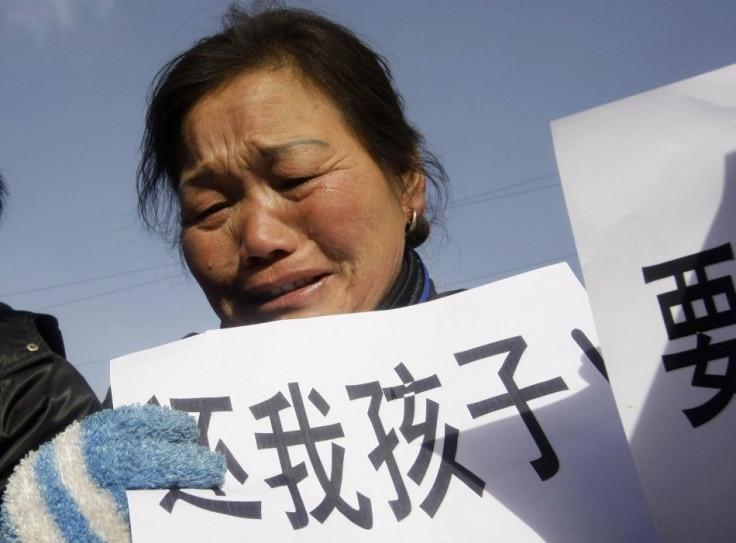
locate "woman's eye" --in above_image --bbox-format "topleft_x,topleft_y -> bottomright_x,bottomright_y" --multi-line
279,176 -> 314,191
183,202 -> 229,226
203,202 -> 229,216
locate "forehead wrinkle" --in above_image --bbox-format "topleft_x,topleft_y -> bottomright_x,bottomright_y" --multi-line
182,122 -> 256,185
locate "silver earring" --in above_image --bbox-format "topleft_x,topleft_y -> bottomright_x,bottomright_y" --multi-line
405,209 -> 417,235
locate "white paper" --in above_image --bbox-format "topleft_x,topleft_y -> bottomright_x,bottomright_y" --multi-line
553,63 -> 736,542
111,264 -> 655,542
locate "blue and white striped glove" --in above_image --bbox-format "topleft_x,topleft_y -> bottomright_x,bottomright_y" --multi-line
1,404 -> 226,542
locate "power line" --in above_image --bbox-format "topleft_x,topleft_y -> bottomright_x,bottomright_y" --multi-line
36,275 -> 179,311
1,264 -> 177,298
452,171 -> 558,204
438,252 -> 578,290
75,357 -> 110,369
453,183 -> 560,209
449,172 -> 559,209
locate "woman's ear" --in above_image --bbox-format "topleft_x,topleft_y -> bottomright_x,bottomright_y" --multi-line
401,169 -> 426,218
402,169 -> 430,248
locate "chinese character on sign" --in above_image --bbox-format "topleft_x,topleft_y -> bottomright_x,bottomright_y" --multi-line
250,383 -> 372,530
159,396 -> 262,519
455,336 -> 568,481
643,243 -> 736,426
382,363 -> 485,518
353,363 -> 485,520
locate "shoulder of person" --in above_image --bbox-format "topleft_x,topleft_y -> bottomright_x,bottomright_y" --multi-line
0,303 -> 64,377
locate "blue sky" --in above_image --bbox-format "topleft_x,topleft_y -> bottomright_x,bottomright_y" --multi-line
2,0 -> 736,398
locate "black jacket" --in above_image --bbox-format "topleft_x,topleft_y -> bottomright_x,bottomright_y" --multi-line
0,303 -> 101,501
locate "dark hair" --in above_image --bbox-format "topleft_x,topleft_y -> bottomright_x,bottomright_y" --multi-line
137,4 -> 448,247
0,172 -> 6,221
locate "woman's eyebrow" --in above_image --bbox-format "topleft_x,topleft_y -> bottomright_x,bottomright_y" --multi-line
178,167 -> 220,190
261,138 -> 328,156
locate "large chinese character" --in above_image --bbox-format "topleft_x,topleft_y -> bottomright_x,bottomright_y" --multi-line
250,383 -> 372,530
455,336 -> 568,481
662,333 -> 736,426
159,396 -> 261,519
642,243 -> 736,339
382,363 -> 484,518
643,243 -> 736,425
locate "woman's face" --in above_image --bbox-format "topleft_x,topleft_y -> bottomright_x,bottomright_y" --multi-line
178,67 -> 425,327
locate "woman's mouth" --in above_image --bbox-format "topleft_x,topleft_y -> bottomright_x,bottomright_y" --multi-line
251,274 -> 327,303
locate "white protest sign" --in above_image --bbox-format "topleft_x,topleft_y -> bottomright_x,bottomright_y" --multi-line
111,264 -> 656,542
552,63 -> 736,542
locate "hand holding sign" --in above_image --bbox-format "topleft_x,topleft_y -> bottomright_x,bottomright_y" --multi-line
1,404 -> 225,542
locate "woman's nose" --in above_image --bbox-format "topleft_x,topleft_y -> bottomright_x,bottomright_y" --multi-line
237,197 -> 299,266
